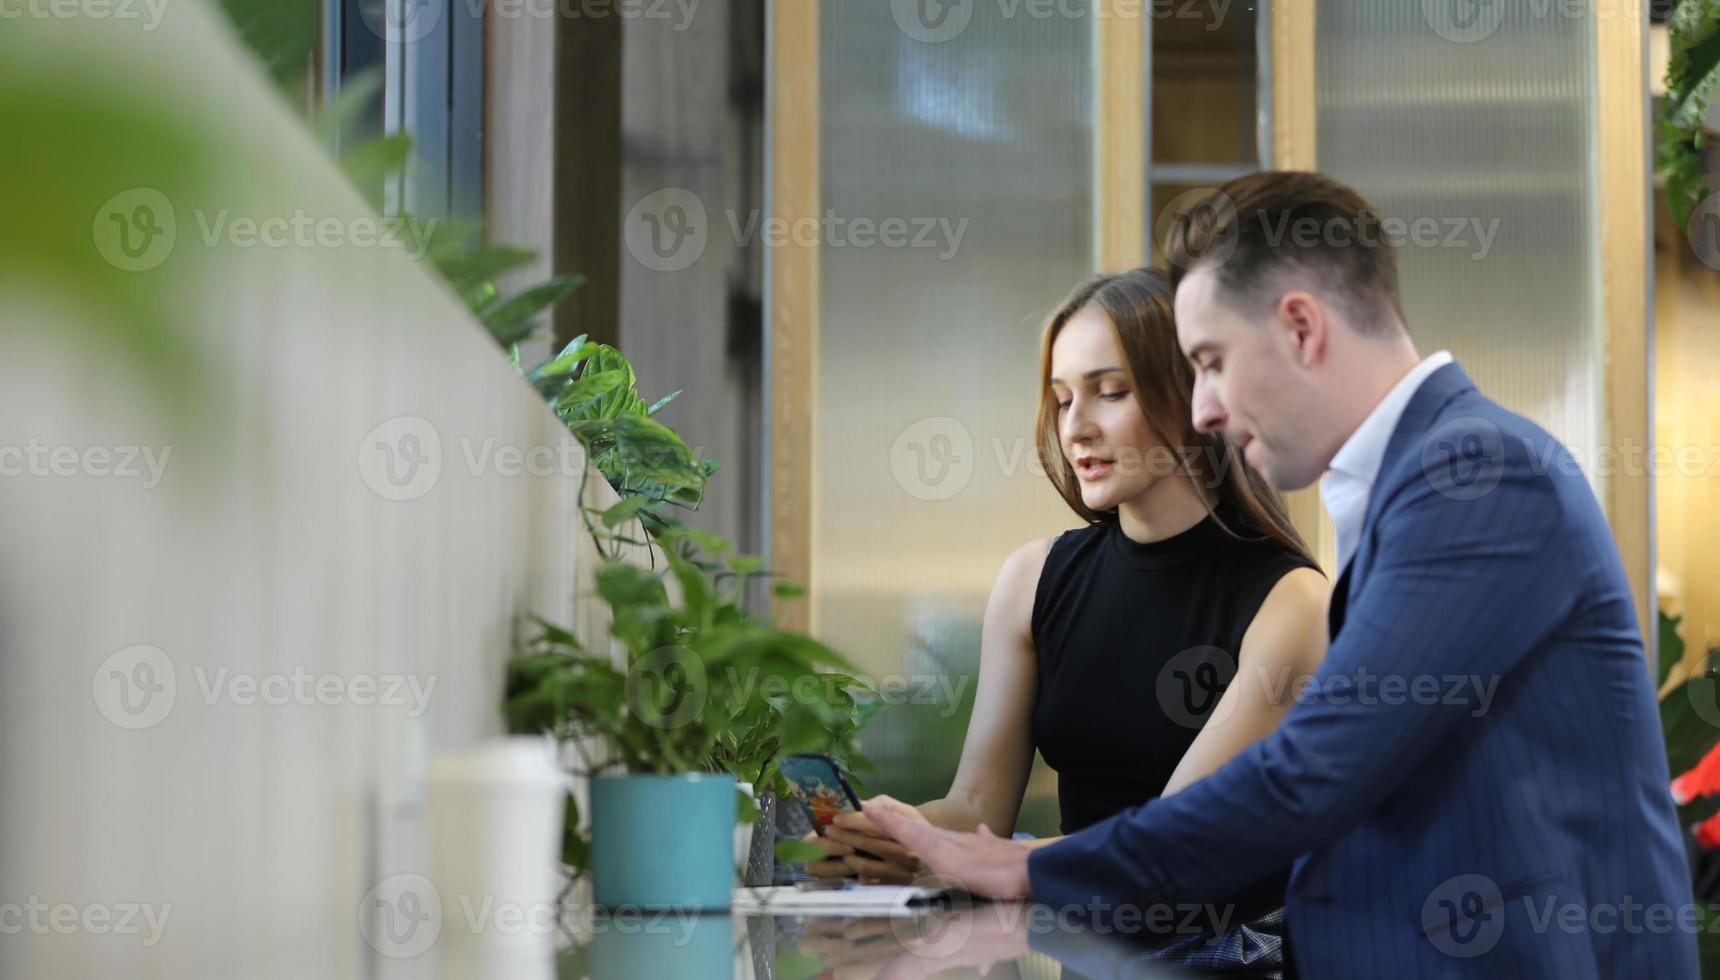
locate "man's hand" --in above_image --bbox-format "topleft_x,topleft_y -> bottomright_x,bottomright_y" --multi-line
864,798 -> 1032,900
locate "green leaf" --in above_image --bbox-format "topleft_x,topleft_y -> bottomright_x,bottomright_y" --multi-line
528,334 -> 595,382
217,0 -> 320,92
335,132 -> 413,208
773,839 -> 827,865
528,615 -> 585,653
662,524 -> 733,558
1661,611 -> 1688,690
773,951 -> 828,980
553,369 -> 630,417
436,245 -> 539,295
736,786 -> 762,825
772,583 -> 806,600
309,68 -> 382,147
480,276 -> 584,346
645,389 -> 683,416
599,496 -> 654,528
595,561 -> 668,609
561,793 -> 590,872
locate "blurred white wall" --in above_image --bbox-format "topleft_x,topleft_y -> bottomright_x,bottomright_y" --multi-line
0,4 -> 618,978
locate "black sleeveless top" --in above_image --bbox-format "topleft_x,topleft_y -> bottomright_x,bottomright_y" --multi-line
1030,507 -> 1317,834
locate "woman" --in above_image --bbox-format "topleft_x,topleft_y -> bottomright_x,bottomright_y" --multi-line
807,268 -> 1328,923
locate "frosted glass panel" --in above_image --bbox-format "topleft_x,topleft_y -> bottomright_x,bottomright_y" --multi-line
1314,1 -> 1602,488
813,2 -> 1094,834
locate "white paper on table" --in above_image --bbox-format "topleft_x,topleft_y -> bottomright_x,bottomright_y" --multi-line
731,884 -> 961,917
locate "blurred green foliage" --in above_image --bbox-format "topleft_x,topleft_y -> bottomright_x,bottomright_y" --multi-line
1658,0 -> 1720,225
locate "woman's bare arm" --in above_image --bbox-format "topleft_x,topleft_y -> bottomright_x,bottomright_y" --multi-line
808,537 -> 1051,878
915,536 -> 1052,833
1160,566 -> 1330,796
826,561 -> 1328,878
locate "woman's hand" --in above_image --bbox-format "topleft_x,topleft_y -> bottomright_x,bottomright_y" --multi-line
801,828 -> 859,879
824,796 -> 929,884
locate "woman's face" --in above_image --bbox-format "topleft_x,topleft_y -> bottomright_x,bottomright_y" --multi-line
1048,307 -> 1175,513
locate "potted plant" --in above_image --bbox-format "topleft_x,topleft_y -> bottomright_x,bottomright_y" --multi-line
498,336 -> 876,909
1658,0 -> 1720,226
196,10 -> 877,911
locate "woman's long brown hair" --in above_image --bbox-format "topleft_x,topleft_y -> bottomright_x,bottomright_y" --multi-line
1034,266 -> 1312,562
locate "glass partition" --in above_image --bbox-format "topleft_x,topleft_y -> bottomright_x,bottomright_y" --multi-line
811,1 -> 1096,834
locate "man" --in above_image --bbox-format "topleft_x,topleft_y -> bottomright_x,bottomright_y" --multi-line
870,171 -> 1698,977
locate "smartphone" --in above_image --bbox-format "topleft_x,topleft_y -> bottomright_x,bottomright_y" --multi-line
779,752 -> 864,833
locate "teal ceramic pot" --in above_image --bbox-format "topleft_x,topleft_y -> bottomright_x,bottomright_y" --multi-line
590,772 -> 736,910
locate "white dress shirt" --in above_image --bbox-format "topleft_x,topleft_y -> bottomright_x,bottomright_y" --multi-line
1319,351 -> 1454,573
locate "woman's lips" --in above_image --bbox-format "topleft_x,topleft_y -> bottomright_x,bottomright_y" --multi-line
1076,458 -> 1113,481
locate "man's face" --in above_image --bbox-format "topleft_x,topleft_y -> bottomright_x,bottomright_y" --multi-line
1174,267 -> 1328,491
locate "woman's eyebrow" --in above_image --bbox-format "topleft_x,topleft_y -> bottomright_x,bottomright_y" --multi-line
1047,367 -> 1125,385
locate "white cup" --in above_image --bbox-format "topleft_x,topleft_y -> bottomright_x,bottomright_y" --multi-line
428,737 -> 570,961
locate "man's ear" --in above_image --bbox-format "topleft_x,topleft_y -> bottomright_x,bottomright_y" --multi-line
1276,291 -> 1327,368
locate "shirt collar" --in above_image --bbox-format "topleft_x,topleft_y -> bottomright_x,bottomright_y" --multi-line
1326,350 -> 1455,487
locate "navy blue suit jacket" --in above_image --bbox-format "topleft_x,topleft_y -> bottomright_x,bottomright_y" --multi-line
1028,362 -> 1697,977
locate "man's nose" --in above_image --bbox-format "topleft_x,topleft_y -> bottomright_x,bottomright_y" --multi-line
1191,378 -> 1226,435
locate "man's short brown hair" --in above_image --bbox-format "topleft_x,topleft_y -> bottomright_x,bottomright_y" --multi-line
1162,170 -> 1406,335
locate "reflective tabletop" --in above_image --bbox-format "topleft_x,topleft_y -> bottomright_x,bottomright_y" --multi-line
532,899 -> 1285,980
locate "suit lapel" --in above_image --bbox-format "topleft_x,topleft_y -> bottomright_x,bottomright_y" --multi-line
1358,362 -> 1477,538
1326,361 -> 1478,641
1327,562 -> 1352,638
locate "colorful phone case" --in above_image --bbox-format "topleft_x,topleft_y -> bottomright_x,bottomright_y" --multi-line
779,753 -> 861,832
